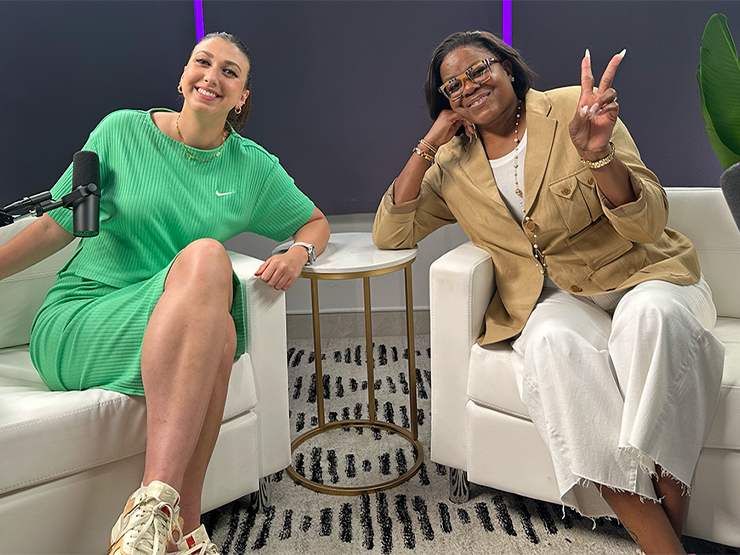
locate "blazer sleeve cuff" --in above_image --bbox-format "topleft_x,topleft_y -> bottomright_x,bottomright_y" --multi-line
598,169 -> 646,218
382,181 -> 422,216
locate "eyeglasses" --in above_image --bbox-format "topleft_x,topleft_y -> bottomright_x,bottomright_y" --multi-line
438,58 -> 500,101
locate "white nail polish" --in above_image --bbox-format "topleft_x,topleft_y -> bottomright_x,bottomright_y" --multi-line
618,48 -> 627,58
585,48 -> 591,58
581,105 -> 589,117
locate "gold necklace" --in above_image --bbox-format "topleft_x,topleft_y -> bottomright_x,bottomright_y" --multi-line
175,113 -> 229,162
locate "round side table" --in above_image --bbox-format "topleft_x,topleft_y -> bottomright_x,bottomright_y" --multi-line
279,232 -> 422,495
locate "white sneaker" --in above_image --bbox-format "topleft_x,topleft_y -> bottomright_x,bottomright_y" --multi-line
108,481 -> 183,555
176,525 -> 220,555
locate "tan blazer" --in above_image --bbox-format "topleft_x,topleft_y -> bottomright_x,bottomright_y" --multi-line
373,87 -> 700,346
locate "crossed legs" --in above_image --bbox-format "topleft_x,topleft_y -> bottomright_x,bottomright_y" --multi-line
140,239 -> 237,535
512,279 -> 722,555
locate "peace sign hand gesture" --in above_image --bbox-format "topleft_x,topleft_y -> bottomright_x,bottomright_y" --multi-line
568,48 -> 626,161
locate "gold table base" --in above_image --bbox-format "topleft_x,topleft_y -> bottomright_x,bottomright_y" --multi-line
287,261 -> 422,495
285,420 -> 424,495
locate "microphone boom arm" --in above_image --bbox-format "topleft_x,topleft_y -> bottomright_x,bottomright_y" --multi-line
0,184 -> 99,228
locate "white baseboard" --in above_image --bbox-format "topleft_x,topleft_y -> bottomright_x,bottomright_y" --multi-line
287,310 -> 430,341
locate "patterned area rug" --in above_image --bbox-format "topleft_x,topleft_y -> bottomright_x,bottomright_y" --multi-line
203,336 -> 737,555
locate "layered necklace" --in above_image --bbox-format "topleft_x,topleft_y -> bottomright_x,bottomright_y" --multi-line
175,113 -> 229,162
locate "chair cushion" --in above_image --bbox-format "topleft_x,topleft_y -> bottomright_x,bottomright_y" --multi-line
467,316 -> 740,451
0,219 -> 79,349
0,346 -> 257,495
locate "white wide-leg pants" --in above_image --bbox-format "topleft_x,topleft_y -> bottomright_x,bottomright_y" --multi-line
510,277 -> 725,517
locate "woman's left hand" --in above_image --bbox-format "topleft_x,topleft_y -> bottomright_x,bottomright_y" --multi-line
568,49 -> 625,160
254,248 -> 307,291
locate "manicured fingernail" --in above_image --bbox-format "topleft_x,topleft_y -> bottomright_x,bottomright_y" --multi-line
618,48 -> 627,58
585,48 -> 591,58
589,103 -> 600,116
580,105 -> 589,117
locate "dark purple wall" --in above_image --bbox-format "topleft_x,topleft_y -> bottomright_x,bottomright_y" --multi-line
2,1 -> 739,214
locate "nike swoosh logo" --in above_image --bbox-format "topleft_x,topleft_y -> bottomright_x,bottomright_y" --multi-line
215,191 -> 236,196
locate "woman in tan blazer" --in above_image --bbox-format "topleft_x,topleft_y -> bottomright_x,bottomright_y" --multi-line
373,30 -> 723,555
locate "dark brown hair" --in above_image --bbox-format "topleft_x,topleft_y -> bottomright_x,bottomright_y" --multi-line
188,31 -> 253,132
424,30 -> 535,121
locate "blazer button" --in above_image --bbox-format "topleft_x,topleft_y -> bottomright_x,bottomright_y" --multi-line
562,187 -> 571,195
526,220 -> 536,232
570,285 -> 583,293
588,177 -> 595,185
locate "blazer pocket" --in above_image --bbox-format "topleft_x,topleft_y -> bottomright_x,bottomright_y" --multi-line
566,218 -> 646,290
548,169 -> 604,236
565,217 -> 634,269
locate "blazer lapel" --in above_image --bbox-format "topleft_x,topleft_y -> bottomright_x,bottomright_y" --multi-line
459,134 -> 509,212
522,90 -> 557,214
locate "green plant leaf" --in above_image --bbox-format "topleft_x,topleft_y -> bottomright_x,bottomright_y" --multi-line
699,13 -> 740,164
698,64 -> 740,169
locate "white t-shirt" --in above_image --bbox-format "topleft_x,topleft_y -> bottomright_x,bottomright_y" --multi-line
488,130 -> 528,224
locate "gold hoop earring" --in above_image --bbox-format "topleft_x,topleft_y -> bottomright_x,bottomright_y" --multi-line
178,83 -> 183,94
235,105 -> 242,115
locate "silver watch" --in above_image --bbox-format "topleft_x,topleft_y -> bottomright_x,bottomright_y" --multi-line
292,242 -> 316,265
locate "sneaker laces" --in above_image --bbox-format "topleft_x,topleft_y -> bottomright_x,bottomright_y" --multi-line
122,498 -> 182,555
178,538 -> 220,555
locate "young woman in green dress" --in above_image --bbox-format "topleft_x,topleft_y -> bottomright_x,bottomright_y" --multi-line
0,32 -> 329,555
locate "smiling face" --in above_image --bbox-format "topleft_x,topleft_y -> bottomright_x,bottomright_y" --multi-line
439,46 -> 518,129
180,37 -> 250,120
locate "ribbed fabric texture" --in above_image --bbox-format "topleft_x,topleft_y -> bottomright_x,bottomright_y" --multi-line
48,109 -> 315,288
30,109 -> 315,394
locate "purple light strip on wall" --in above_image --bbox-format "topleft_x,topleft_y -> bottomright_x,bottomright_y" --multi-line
503,0 -> 512,46
194,0 -> 205,42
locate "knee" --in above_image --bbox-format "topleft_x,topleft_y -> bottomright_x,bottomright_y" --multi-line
180,239 -> 231,271
616,291 -> 689,330
169,239 -> 233,292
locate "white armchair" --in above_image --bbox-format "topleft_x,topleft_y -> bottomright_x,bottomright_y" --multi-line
0,217 -> 292,554
429,187 -> 740,547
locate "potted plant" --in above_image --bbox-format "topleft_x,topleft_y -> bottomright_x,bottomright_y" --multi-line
697,13 -> 740,229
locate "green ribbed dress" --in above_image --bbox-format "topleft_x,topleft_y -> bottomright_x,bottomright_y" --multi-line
30,109 -> 315,395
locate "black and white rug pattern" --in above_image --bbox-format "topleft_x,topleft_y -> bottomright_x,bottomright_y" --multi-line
203,336 -> 737,555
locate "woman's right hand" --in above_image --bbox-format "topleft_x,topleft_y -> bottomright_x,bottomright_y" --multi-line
422,109 -> 475,149
390,110 -> 474,206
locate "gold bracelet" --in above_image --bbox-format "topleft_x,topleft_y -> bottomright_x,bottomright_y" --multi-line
580,141 -> 615,169
418,139 -> 438,154
412,147 -> 435,163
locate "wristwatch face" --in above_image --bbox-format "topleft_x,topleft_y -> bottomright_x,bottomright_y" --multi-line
306,244 -> 316,265
295,242 -> 316,265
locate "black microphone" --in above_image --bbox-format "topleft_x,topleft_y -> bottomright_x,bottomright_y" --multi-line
71,150 -> 100,237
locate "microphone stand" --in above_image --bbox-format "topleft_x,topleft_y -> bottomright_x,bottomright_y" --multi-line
0,184 -> 99,229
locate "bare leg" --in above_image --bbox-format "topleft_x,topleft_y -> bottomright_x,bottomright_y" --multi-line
652,465 -> 688,539
140,239 -> 237,535
176,317 -> 235,532
600,486 -> 686,555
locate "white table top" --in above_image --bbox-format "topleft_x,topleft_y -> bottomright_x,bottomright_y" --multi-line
274,232 -> 417,275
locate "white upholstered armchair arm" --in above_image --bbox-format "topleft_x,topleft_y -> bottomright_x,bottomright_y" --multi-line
429,241 -> 495,470
228,251 -> 291,475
